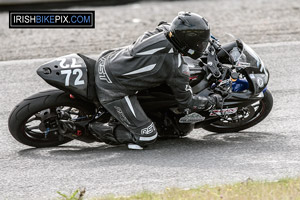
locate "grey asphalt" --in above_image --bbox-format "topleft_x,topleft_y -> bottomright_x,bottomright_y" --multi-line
1,41 -> 300,200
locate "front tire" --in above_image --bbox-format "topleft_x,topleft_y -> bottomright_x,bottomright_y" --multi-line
8,90 -> 95,147
203,90 -> 273,133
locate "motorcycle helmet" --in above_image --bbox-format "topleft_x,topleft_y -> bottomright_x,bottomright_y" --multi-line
167,12 -> 210,59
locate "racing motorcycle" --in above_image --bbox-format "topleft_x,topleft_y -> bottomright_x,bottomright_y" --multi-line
8,37 -> 273,147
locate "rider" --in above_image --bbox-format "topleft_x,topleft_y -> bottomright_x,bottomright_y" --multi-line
89,11 -> 222,149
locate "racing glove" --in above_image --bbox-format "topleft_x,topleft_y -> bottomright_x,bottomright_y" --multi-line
189,93 -> 223,112
208,94 -> 223,109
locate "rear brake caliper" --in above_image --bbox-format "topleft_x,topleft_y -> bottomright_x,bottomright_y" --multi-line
38,109 -> 59,138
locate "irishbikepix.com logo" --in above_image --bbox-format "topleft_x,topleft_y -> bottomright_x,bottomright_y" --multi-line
9,11 -> 95,28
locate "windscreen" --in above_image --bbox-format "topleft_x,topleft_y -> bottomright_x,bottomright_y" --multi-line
240,43 -> 263,69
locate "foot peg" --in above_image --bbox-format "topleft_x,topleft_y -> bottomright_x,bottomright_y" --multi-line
58,120 -> 76,134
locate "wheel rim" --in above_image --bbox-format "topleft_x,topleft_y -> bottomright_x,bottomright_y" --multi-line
209,100 -> 266,129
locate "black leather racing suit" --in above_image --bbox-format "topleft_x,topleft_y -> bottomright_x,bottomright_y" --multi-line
93,24 -> 211,146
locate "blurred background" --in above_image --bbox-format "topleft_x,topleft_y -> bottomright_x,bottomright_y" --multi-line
0,0 -> 300,61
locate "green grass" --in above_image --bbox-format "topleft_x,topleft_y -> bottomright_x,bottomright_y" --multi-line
57,177 -> 300,200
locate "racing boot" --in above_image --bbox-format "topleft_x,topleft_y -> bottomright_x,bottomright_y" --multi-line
89,122 -> 144,150
114,125 -> 144,150
88,122 -> 121,145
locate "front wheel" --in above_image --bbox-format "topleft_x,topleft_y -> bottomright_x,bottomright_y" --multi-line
8,90 -> 95,147
203,90 -> 273,133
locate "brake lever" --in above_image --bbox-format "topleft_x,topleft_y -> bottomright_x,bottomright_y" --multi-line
210,39 -> 221,51
214,79 -> 232,96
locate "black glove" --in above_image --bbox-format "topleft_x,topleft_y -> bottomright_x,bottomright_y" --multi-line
207,94 -> 223,109
188,93 -> 222,112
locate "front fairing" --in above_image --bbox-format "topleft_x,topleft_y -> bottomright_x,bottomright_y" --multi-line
239,43 -> 269,95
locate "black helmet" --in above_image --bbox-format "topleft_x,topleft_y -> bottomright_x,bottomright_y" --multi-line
167,12 -> 210,59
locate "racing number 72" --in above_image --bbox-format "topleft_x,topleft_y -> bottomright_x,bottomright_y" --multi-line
58,57 -> 85,86
61,69 -> 84,86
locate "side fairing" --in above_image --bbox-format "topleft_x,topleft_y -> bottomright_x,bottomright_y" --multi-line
244,67 -> 269,95
37,54 -> 88,97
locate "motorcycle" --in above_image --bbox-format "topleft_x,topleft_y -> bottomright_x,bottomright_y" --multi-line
8,37 -> 273,147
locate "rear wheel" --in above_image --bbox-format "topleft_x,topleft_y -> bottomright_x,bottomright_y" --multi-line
8,90 -> 95,147
203,90 -> 273,133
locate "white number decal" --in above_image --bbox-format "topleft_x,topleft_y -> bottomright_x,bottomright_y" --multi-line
71,58 -> 82,68
58,58 -> 70,68
58,56 -> 85,86
61,70 -> 72,86
57,57 -> 81,68
61,69 -> 85,86
73,69 -> 84,85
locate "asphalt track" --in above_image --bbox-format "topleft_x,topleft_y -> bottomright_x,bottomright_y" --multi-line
0,41 -> 300,199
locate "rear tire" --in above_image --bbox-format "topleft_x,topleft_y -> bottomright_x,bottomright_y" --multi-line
8,89 -> 95,147
203,90 -> 273,133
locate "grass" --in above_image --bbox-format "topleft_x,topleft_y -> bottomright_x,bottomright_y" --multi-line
57,177 -> 300,200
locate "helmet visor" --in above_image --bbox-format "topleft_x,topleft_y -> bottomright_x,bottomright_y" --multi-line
196,40 -> 209,52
